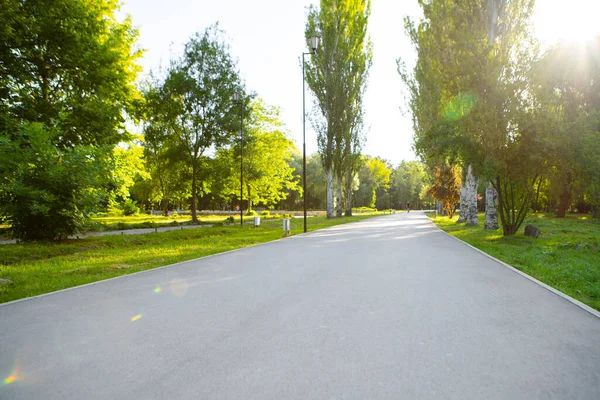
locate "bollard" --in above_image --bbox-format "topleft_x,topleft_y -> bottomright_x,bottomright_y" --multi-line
283,218 -> 291,236
254,216 -> 261,227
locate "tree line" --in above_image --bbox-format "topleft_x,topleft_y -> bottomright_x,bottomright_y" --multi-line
399,0 -> 600,235
1,0 -> 433,241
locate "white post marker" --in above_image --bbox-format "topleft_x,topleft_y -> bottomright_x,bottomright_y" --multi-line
283,218 -> 291,236
254,216 -> 261,227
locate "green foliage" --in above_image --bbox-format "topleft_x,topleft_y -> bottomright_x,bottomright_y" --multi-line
227,216 -> 235,223
122,199 -> 140,216
305,0 -> 372,217
0,124 -> 106,241
0,0 -> 142,241
389,161 -> 429,209
0,0 -> 141,147
144,24 -> 242,222
400,0 -> 542,234
261,210 -> 270,216
355,156 -> 391,207
246,210 -> 257,216
213,99 -> 300,211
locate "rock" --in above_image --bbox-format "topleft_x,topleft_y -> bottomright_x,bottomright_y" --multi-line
0,278 -> 12,285
524,225 -> 541,238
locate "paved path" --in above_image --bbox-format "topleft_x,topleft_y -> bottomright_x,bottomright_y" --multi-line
1,212 -> 599,399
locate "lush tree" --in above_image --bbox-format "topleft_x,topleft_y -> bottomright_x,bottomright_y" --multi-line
534,38 -> 600,217
0,0 -> 141,147
213,99 -> 300,211
0,124 -> 106,240
354,156 -> 391,208
146,24 -> 243,223
427,164 -> 461,219
389,161 -> 428,210
400,0 -> 540,235
0,0 -> 141,240
305,0 -> 372,218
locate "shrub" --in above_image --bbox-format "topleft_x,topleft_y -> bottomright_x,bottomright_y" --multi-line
227,216 -> 235,223
261,210 -> 270,216
246,210 -> 257,216
116,222 -> 127,230
171,211 -> 179,218
123,199 -> 140,216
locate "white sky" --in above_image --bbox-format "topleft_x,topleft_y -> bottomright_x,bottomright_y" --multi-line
118,0 -> 600,167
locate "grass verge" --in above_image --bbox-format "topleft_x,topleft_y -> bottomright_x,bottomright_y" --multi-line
0,213 -> 384,304
429,213 -> 600,311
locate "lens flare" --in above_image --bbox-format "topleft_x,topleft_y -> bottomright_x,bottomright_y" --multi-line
130,314 -> 142,322
3,367 -> 18,386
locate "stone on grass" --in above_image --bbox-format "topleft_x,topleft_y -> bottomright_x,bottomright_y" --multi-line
524,225 -> 541,239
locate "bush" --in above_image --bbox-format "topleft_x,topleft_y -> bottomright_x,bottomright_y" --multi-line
123,199 -> 140,216
227,216 -> 235,223
246,210 -> 257,216
0,123 -> 105,241
116,222 -> 127,230
261,210 -> 270,216
171,211 -> 179,218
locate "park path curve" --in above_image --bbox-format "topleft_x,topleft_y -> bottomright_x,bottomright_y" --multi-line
1,211 -> 599,399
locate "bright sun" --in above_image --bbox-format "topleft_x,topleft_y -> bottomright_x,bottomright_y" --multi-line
533,0 -> 600,45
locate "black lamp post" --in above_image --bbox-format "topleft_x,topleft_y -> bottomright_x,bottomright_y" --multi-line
302,33 -> 321,233
233,91 -> 244,227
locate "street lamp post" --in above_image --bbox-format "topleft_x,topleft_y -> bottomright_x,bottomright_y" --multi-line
233,91 -> 244,227
302,34 -> 321,233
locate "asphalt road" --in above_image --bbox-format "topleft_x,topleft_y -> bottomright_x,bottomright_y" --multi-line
1,212 -> 599,399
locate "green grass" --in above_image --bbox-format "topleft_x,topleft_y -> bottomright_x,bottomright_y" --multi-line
429,212 -> 600,311
0,213 -> 384,303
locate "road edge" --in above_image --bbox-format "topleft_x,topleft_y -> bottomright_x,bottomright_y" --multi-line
0,214 -> 389,308
426,215 -> 600,320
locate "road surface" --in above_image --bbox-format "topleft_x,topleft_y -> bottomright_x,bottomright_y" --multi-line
1,212 -> 599,399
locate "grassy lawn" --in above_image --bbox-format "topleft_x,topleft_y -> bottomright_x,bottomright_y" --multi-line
429,212 -> 600,311
0,213 -> 385,304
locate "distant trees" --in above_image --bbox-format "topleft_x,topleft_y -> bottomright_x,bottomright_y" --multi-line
305,0 -> 372,218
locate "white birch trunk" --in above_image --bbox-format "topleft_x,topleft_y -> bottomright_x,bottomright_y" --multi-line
484,182 -> 499,229
465,164 -> 479,226
326,167 -> 334,219
457,185 -> 467,223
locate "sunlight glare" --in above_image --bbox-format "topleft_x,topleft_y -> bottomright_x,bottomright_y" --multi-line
534,0 -> 600,45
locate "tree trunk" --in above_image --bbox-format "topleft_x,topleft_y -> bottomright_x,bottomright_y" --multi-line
163,197 -> 169,217
484,182 -> 498,229
344,170 -> 353,216
457,185 -> 467,223
335,174 -> 343,217
465,164 -> 479,226
556,176 -> 572,218
190,161 -> 199,224
326,167 -> 334,218
247,184 -> 252,212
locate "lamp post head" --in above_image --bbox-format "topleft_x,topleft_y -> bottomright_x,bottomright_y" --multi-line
308,34 -> 321,52
233,91 -> 241,103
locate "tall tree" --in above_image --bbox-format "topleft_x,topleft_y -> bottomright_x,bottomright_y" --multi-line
400,0 -> 540,235
0,0 -> 141,240
147,25 -> 243,223
305,0 -> 372,218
